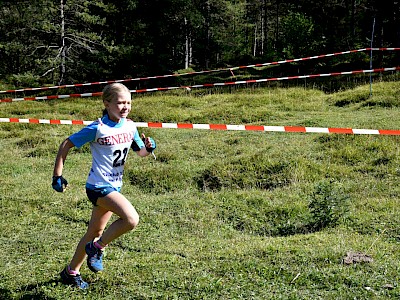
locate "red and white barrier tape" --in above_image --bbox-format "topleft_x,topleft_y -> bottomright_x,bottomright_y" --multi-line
1,66 -> 399,103
1,118 -> 399,135
231,48 -> 400,70
0,92 -> 103,103
1,48 -> 399,94
0,118 -> 93,125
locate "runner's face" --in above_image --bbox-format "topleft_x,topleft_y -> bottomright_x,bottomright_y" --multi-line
105,91 -> 132,122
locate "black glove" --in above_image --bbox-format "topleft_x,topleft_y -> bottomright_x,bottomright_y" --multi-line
145,137 -> 156,153
131,137 -> 157,152
52,175 -> 68,192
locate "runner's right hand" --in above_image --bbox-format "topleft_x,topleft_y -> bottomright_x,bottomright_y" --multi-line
52,175 -> 68,192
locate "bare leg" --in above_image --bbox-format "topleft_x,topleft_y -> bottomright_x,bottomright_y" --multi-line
96,191 -> 139,245
69,206 -> 113,272
68,191 -> 138,272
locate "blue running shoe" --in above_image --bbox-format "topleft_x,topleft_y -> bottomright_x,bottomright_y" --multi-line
60,267 -> 89,289
85,241 -> 104,273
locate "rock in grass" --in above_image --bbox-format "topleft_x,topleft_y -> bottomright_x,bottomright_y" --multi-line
343,251 -> 373,265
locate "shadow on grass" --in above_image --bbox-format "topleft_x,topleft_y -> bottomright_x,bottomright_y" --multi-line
0,279 -> 59,300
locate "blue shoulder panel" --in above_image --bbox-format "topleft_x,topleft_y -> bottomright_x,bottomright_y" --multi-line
69,120 -> 98,148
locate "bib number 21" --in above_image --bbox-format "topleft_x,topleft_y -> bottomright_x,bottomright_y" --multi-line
113,148 -> 128,167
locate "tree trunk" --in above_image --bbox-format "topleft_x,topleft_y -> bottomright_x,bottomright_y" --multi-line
185,17 -> 190,69
274,0 -> 280,52
262,0 -> 267,55
59,0 -> 66,85
205,0 -> 210,69
253,22 -> 257,56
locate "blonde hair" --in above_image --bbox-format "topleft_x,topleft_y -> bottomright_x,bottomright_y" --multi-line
102,83 -> 131,116
102,83 -> 131,103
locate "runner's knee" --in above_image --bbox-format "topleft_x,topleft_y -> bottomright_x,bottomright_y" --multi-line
125,212 -> 139,230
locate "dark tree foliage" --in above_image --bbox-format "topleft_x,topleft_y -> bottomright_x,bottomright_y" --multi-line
0,0 -> 398,87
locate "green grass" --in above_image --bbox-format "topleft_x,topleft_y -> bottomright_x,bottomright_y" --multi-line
0,81 -> 399,299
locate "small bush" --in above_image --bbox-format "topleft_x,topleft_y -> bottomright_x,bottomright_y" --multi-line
308,180 -> 350,230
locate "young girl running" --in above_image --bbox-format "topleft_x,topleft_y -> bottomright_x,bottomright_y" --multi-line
52,83 -> 156,289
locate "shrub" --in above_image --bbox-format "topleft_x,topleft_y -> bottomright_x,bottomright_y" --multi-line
308,180 -> 350,231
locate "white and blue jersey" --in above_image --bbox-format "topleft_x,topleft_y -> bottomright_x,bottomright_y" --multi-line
69,115 -> 144,190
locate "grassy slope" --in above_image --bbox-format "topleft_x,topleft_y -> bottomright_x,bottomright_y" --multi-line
0,82 -> 399,299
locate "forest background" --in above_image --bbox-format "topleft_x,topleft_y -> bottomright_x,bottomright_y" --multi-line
0,0 -> 399,90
